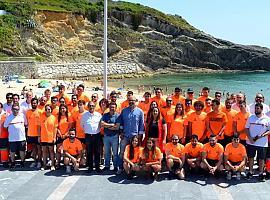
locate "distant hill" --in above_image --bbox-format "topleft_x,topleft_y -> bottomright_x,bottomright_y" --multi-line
0,0 -> 270,71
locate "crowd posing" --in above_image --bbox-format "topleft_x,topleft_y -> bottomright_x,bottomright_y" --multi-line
1,85 -> 270,182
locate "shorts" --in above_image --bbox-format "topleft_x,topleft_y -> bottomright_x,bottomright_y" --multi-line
206,159 -> 219,166
9,141 -> 26,152
246,144 -> 267,160
171,161 -> 181,172
227,161 -> 241,166
56,138 -> 64,144
77,138 -> 86,144
27,136 -> 39,144
0,138 -> 9,149
40,142 -> 55,146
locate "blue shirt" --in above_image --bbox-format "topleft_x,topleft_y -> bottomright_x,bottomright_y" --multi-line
118,106 -> 144,138
101,112 -> 120,136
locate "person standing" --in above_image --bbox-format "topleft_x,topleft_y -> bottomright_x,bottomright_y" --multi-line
4,105 -> 27,169
100,102 -> 120,171
249,93 -> 270,114
81,101 -> 102,173
117,95 -> 144,174
245,103 -> 270,181
0,103 -> 9,168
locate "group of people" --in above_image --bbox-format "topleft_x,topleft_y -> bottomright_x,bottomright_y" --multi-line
0,84 -> 270,182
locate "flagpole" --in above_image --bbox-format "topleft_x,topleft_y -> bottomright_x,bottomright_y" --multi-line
103,0 -> 108,99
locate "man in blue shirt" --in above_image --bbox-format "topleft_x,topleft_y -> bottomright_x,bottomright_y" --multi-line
100,102 -> 120,172
117,95 -> 144,174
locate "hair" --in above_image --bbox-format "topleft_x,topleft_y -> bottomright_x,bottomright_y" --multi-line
77,84 -> 85,90
194,100 -> 204,109
99,98 -> 109,107
69,127 -> 76,134
51,96 -> 58,102
129,135 -> 139,160
155,87 -> 162,92
0,102 -> 3,108
109,101 -> 117,108
255,103 -> 263,109
148,107 -> 161,126
215,91 -> 222,96
205,98 -> 212,102
146,101 -> 158,124
127,91 -> 133,95
212,99 -> 220,106
71,94 -> 78,99
209,133 -> 216,139
58,85 -> 65,90
238,100 -> 246,106
144,91 -> 151,97
143,138 -> 157,161
44,89 -> 51,94
45,104 -> 53,112
12,94 -> 20,100
31,98 -> 38,104
202,87 -> 210,91
78,100 -> 86,105
6,93 -> 13,98
191,134 -> 199,140
59,96 -> 66,104
110,91 -> 117,96
58,104 -> 69,123
174,102 -> 184,119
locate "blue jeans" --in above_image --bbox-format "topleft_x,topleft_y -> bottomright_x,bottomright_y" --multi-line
118,136 -> 130,169
103,134 -> 119,168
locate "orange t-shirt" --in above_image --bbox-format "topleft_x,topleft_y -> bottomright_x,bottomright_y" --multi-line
140,147 -> 163,163
187,112 -> 207,140
68,105 -> 79,114
183,142 -> 204,158
161,106 -> 175,122
63,138 -> 83,156
26,109 -> 41,137
138,101 -> 151,120
165,143 -> 184,158
55,94 -> 71,105
151,96 -> 166,108
167,114 -> 188,139
223,109 -> 238,136
0,113 -> 8,138
233,112 -> 250,140
58,115 -> 73,136
51,106 -> 59,117
203,106 -> 212,114
171,95 -> 185,106
202,143 -> 224,160
206,111 -> 228,137
124,145 -> 141,163
224,143 -> 247,163
121,100 -> 130,111
77,93 -> 90,103
37,105 -> 45,112
40,114 -> 58,143
72,111 -> 86,139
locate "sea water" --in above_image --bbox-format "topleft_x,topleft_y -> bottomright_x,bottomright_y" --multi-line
109,71 -> 270,104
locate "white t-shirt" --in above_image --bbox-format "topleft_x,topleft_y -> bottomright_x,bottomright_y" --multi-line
80,111 -> 102,135
4,113 -> 26,142
20,101 -> 32,115
245,114 -> 270,147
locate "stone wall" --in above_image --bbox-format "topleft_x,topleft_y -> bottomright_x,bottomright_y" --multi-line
0,61 -> 142,79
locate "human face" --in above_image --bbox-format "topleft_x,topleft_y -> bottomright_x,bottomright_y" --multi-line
60,105 -> 67,113
205,100 -> 211,107
45,91 -> 51,99
72,96 -> 77,104
150,102 -> 158,109
232,137 -> 240,147
128,97 -> 136,108
225,100 -> 232,109
26,92 -> 33,101
215,93 -> 221,101
110,95 -> 117,102
88,102 -> 95,113
40,97 -> 47,106
172,137 -> 179,145
209,137 -> 217,147
146,139 -> 154,150
176,104 -> 183,113
91,94 -> 98,102
166,99 -> 172,107
255,95 -> 263,103
51,98 -> 58,105
236,94 -> 244,103
78,102 -> 85,110
152,107 -> 159,117
31,100 -> 38,109
211,102 -> 219,111
6,95 -> 12,104
59,99 -> 65,105
45,106 -> 52,115
77,87 -> 83,95
187,92 -> 194,99
12,106 -> 20,116
191,138 -> 198,147
255,106 -> 262,115
195,104 -> 203,111
59,87 -> 65,94
144,94 -> 151,101
132,137 -> 139,148
13,96 -> 19,105
239,103 -> 246,112
69,130 -> 76,139
202,90 -> 209,97
155,90 -> 162,97
174,89 -> 181,95
109,104 -> 116,113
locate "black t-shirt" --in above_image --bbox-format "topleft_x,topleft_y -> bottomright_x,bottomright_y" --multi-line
148,119 -> 166,138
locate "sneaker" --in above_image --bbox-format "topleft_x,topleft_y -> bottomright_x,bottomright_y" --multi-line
66,166 -> 71,174
226,171 -> 232,180
116,168 -> 123,175
96,168 -> 102,173
40,167 -> 45,171
50,166 -> 56,171
30,162 -> 36,168
246,172 -> 253,180
259,173 -> 265,182
236,172 -> 241,180
37,162 -> 42,169
46,160 -> 52,167
87,168 -> 93,174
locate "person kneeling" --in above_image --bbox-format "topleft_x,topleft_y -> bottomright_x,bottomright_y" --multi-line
224,133 -> 247,180
201,134 -> 224,177
140,138 -> 162,180
165,135 -> 185,180
63,128 -> 83,174
123,135 -> 141,179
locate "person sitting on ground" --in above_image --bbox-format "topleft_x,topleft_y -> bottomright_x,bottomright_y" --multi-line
123,135 -> 142,180
201,134 -> 224,177
224,133 -> 247,180
140,137 -> 162,180
183,134 -> 204,173
63,128 -> 83,174
165,135 -> 185,180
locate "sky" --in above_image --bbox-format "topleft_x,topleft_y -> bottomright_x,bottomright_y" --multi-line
123,0 -> 270,48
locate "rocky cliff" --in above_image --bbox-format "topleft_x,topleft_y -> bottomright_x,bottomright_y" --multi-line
1,1 -> 270,72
